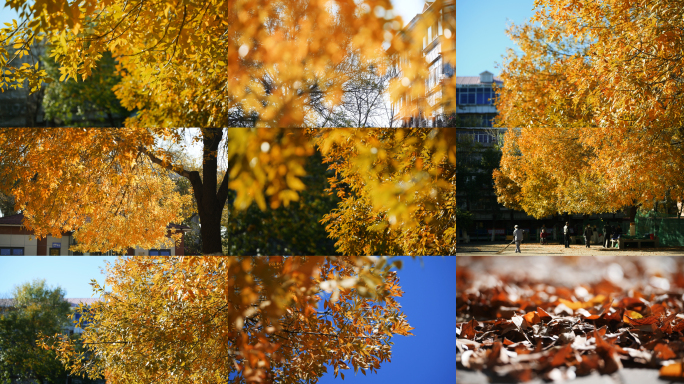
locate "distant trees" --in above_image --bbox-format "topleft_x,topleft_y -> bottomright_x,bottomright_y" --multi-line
42,50 -> 128,127
0,280 -> 70,384
223,150 -> 340,255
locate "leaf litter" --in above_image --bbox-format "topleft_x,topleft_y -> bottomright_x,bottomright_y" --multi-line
457,256 -> 684,382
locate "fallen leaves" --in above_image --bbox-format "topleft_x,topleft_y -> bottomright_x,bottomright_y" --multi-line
457,258 -> 684,382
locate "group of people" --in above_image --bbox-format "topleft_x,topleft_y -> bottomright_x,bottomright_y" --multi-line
566,222 -> 622,248
600,222 -> 623,248
510,222 -> 624,253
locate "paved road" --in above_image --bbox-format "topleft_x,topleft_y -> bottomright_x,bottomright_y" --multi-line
456,242 -> 684,256
457,368 -> 673,384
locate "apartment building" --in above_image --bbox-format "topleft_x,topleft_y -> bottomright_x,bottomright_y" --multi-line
392,0 -> 455,127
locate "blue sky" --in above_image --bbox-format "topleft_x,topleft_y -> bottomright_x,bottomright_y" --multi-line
456,0 -> 536,77
0,256 -> 456,382
0,256 -> 118,298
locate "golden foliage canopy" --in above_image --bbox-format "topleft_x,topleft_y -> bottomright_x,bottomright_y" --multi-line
42,256 -> 414,384
493,127 -> 684,218
314,128 -> 456,255
0,0 -> 448,126
0,128 -> 193,253
493,0 -> 684,218
0,128 -> 455,255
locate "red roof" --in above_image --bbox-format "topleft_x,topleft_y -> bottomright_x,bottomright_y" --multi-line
0,213 -> 24,225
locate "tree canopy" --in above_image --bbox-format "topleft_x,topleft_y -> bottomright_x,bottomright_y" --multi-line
43,256 -> 414,384
224,149 -> 341,256
0,128 -> 454,255
492,0 -> 684,218
0,0 -> 447,127
316,128 -> 456,255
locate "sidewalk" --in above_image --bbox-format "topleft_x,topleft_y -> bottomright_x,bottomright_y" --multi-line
456,242 -> 684,255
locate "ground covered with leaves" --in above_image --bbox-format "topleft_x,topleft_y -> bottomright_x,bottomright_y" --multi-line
457,256 -> 684,382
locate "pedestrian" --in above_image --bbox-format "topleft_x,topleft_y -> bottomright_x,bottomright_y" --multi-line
592,225 -> 599,244
564,222 -> 570,248
540,227 -> 547,245
603,223 -> 612,248
513,225 -> 524,253
584,224 -> 593,248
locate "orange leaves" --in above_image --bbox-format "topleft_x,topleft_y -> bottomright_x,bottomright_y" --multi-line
523,311 -> 541,326
537,307 -> 553,321
461,320 -> 478,340
228,128 -> 313,211
315,128 -> 456,255
655,343 -> 677,360
660,362 -> 684,379
0,128 -> 192,254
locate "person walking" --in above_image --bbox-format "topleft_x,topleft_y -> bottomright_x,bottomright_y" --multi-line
592,225 -> 599,244
540,227 -> 547,245
584,224 -> 593,248
564,222 -> 570,248
603,223 -> 612,248
513,225 -> 524,253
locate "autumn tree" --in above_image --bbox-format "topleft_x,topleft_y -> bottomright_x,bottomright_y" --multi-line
0,280 -> 71,384
43,256 -> 414,384
0,128 -> 454,255
493,0 -> 684,221
314,128 -> 456,255
0,0 -> 446,128
311,53 -> 400,127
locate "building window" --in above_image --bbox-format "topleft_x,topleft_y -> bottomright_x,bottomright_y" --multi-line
456,87 -> 497,106
149,249 -> 171,256
0,247 -> 24,255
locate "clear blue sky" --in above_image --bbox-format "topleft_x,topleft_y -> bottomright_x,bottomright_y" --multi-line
0,256 -> 456,382
456,0 -> 536,77
0,256 -> 118,298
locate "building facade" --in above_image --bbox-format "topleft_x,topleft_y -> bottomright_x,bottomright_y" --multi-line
392,0 -> 455,127
455,73 -> 628,243
456,71 -> 501,127
0,213 -> 190,255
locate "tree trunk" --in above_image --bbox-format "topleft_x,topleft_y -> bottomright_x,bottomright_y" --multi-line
192,129 -> 227,255
143,128 -> 228,255
627,205 -> 637,223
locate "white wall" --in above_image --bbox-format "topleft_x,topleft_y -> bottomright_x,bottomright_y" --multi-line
0,233 -> 37,255
46,235 -> 70,256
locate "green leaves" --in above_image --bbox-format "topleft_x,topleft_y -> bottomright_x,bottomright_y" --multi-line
0,280 -> 72,383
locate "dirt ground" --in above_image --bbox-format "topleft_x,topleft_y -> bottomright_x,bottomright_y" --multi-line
456,242 -> 684,256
